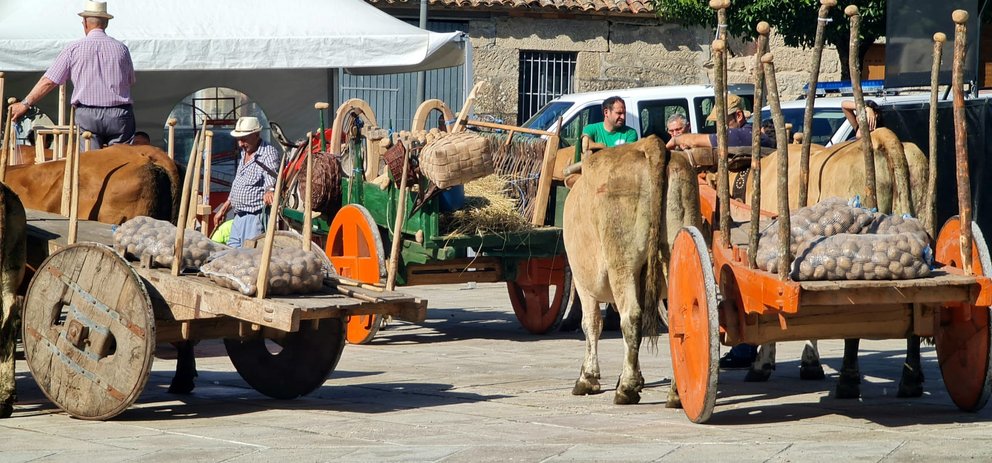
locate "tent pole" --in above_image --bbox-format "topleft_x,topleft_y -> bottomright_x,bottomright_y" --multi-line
417,0 -> 428,105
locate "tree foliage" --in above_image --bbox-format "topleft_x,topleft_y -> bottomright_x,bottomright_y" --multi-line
653,0 -> 887,80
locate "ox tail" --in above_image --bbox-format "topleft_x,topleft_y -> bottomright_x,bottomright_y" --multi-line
640,140 -> 668,349
873,129 -> 913,216
143,163 -> 178,223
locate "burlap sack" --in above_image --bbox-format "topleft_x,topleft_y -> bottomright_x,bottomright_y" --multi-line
419,132 -> 493,188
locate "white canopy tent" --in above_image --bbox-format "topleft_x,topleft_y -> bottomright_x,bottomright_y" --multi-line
0,0 -> 469,142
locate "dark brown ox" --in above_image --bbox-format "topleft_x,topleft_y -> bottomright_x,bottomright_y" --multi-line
0,185 -> 28,418
4,144 -> 180,224
735,128 -> 929,399
564,136 -> 701,404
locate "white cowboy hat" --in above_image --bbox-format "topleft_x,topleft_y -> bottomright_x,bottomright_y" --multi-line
230,117 -> 263,138
78,1 -> 114,19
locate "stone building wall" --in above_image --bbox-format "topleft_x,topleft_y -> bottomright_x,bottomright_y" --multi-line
468,16 -> 841,124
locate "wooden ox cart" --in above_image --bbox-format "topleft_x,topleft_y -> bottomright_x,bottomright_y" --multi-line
11,124 -> 426,420
284,91 -> 574,344
668,7 -> 992,423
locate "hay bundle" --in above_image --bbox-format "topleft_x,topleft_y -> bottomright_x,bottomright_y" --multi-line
476,132 -> 548,219
441,174 -> 532,236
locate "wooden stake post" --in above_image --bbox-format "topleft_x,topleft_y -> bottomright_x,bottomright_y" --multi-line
302,132 -> 315,248
60,108 -> 76,215
925,33 -> 947,238
167,118 -> 177,160
255,146 -> 290,299
198,131 -> 214,231
951,10 -> 974,274
0,98 -> 14,182
186,131 -> 207,229
846,5 -> 878,211
763,53 -> 792,280
748,22 -> 770,269
172,128 -> 206,276
712,39 -> 731,246
798,0 -> 837,208
67,132 -> 88,245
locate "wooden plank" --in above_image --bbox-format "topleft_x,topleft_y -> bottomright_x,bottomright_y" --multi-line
798,271 -> 981,306
156,318 -> 242,344
742,303 -> 913,344
530,124 -> 560,226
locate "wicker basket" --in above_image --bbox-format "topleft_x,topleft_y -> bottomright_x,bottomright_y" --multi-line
419,132 -> 493,189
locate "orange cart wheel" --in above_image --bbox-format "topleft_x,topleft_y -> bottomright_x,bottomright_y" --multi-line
506,256 -> 572,334
668,226 -> 719,424
326,204 -> 386,344
934,216 -> 992,412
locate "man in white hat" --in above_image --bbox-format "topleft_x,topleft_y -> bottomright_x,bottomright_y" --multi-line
11,1 -> 136,147
214,117 -> 280,248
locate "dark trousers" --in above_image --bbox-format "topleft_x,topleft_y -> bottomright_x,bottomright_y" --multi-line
74,104 -> 135,147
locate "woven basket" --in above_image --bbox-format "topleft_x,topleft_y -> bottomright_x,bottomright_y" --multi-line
419,132 -> 493,189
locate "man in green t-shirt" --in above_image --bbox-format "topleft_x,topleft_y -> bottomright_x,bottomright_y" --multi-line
577,96 -> 638,161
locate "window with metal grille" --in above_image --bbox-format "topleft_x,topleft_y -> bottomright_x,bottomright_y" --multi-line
518,51 -> 577,124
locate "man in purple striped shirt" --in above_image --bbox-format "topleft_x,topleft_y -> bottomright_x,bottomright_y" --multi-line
11,1 -> 135,147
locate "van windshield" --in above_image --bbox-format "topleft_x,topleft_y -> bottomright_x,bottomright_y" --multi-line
522,101 -> 574,131
758,108 -> 847,145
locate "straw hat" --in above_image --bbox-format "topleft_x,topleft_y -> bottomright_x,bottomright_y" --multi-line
78,1 -> 113,19
706,93 -> 751,122
230,117 -> 263,138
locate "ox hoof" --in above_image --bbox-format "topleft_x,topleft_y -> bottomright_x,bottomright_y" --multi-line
572,378 -> 602,396
614,388 -> 641,405
666,391 -> 682,409
744,366 -> 773,382
0,396 -> 13,419
897,366 -> 924,398
168,376 -> 196,395
799,363 -> 826,381
835,372 -> 861,399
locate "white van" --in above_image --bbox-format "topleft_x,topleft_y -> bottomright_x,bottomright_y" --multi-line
521,84 -> 755,148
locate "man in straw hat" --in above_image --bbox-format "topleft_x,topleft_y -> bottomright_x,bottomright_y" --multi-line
11,1 -> 136,147
665,93 -> 773,151
213,117 -> 279,248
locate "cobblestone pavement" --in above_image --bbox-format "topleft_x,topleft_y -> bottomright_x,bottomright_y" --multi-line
2,283 -> 991,462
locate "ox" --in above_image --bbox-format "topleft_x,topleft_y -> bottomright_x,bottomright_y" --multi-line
737,128 -> 928,398
0,185 -> 28,418
4,144 -> 180,224
564,136 -> 701,404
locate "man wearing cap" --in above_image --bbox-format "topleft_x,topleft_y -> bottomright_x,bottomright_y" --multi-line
665,93 -> 773,151
10,1 -> 136,147
214,117 -> 279,248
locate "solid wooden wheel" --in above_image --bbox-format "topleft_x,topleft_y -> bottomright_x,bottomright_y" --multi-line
934,216 -> 992,412
224,317 -> 346,399
22,243 -> 155,420
668,227 -> 719,424
506,256 -> 572,334
325,204 -> 385,344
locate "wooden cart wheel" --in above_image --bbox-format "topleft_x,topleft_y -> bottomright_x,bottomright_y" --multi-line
506,256 -> 572,334
225,317 -> 346,400
325,204 -> 386,344
22,243 -> 155,420
934,216 -> 992,412
668,227 -> 719,424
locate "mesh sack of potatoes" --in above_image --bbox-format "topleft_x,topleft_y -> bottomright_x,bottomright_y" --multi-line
755,198 -> 876,273
200,247 -> 326,296
868,213 -> 930,244
790,231 -> 932,281
113,216 -> 229,270
418,131 -> 494,189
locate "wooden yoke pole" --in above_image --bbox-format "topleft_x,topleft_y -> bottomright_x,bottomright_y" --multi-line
302,131 -> 315,249
748,21 -> 770,268
846,5 -> 877,211
924,33 -> 947,239
385,145 -> 411,291
951,10 -> 974,274
799,0 -> 837,207
256,145 -> 290,299
712,39 -> 731,246
58,85 -> 66,159
172,128 -> 205,276
60,107 -> 76,215
452,81 -> 485,133
763,53 -> 792,280
68,132 -> 88,245
186,131 -> 207,229
167,118 -> 177,160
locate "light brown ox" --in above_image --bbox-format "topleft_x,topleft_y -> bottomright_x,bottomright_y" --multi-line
728,127 -> 929,399
4,144 -> 180,224
0,185 -> 28,418
564,136 -> 701,404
